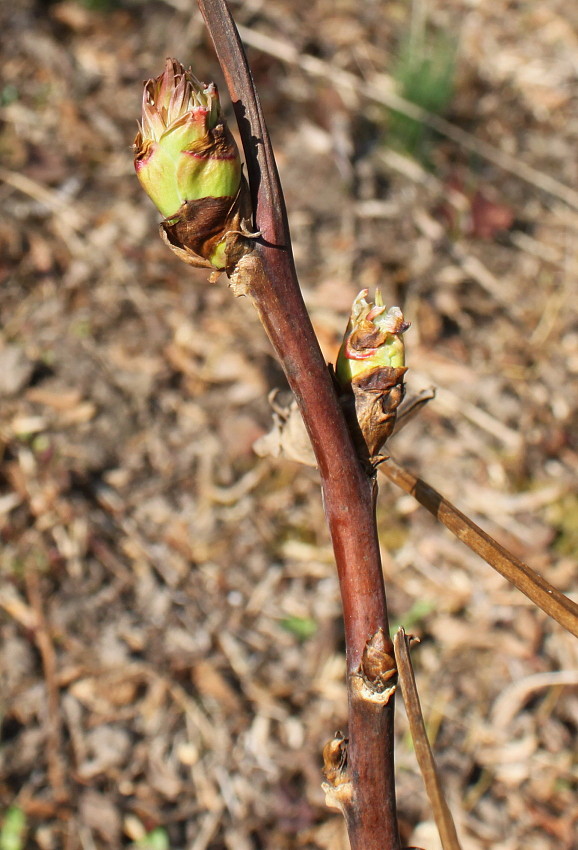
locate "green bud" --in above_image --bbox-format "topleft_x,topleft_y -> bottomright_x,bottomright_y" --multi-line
134,58 -> 251,273
335,289 -> 410,461
336,289 -> 409,386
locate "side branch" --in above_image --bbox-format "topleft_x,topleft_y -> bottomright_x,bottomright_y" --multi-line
381,458 -> 578,638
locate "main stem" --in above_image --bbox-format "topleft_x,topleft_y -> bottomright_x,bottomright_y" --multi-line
197,2 -> 401,847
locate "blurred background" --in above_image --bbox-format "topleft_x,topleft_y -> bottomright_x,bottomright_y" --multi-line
0,0 -> 577,847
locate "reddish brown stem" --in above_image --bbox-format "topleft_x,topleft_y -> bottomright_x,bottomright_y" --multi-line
196,2 -> 401,846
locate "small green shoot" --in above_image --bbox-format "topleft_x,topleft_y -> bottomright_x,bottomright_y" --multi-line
280,615 -> 317,641
131,827 -> 170,850
389,23 -> 457,161
0,86 -> 18,107
74,0 -> 120,11
548,494 -> 578,556
390,598 -> 436,634
0,807 -> 26,850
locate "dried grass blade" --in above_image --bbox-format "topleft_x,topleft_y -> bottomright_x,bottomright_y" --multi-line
382,459 -> 578,638
394,629 -> 462,850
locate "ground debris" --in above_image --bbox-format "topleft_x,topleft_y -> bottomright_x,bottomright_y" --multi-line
0,1 -> 577,848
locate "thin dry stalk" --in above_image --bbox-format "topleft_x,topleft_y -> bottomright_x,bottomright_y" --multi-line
394,629 -> 462,850
381,458 -> 578,638
24,566 -> 67,803
196,1 -> 401,846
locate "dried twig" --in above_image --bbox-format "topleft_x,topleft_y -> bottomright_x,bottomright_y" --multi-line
394,629 -> 462,850
24,565 -> 67,803
490,669 -> 578,729
381,457 -> 578,638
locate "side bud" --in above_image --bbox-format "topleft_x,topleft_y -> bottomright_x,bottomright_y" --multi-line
134,58 -> 252,274
335,289 -> 410,460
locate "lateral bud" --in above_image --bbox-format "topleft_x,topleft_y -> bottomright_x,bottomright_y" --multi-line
322,732 -> 349,784
335,288 -> 410,462
360,627 -> 397,690
134,58 -> 254,277
350,628 -> 398,705
321,732 -> 352,812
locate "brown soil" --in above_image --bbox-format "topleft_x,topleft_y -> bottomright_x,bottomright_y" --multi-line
1,1 -> 577,848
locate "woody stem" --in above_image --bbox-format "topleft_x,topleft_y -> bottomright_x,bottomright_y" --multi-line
196,2 -> 402,847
